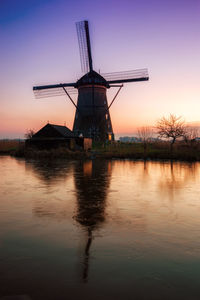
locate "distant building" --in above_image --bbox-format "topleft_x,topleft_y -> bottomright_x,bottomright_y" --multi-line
119,136 -> 161,143
25,123 -> 92,151
119,136 -> 141,143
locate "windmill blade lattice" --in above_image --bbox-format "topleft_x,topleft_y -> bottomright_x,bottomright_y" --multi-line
76,20 -> 93,73
34,87 -> 77,99
102,68 -> 149,84
76,21 -> 89,73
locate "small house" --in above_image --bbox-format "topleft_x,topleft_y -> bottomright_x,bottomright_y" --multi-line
26,123 -> 92,151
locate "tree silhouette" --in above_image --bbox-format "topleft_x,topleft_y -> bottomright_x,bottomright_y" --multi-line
137,126 -> 153,155
156,114 -> 186,152
25,129 -> 35,139
184,126 -> 199,145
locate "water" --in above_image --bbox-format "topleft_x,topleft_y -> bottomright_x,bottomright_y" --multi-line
0,156 -> 200,300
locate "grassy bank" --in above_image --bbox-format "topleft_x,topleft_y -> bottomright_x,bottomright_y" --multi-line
93,141 -> 200,161
0,140 -> 24,154
0,141 -> 88,159
1,140 -> 200,161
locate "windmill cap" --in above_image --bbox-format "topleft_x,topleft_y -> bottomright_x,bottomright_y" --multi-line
75,70 -> 108,87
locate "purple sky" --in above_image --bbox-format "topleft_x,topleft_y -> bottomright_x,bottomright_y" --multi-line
1,0 -> 200,138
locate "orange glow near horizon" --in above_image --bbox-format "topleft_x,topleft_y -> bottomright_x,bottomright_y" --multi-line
1,87 -> 200,139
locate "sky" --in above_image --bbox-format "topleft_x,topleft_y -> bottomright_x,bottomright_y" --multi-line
0,0 -> 200,138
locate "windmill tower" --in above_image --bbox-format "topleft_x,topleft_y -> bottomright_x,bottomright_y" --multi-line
33,20 -> 149,141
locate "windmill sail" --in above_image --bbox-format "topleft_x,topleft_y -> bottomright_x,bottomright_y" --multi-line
33,86 -> 77,99
102,68 -> 149,84
33,82 -> 76,98
76,20 -> 93,73
33,83 -> 75,90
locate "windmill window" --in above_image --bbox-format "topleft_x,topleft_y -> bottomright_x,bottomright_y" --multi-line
106,114 -> 108,120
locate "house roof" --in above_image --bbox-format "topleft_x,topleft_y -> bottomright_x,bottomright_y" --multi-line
49,124 -> 75,137
32,123 -> 77,139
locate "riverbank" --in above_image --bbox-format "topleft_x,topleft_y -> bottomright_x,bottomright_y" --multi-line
1,140 -> 200,161
0,141 -> 88,159
0,140 -> 24,155
94,142 -> 200,161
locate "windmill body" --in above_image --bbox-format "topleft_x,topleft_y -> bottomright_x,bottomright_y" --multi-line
33,20 -> 149,141
74,71 -> 114,140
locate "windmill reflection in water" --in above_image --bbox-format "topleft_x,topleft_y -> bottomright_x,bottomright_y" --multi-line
27,159 -> 112,282
74,160 -> 111,282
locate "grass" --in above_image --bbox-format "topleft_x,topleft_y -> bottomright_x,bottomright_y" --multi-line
1,139 -> 200,161
92,141 -> 200,161
0,140 -> 24,154
0,140 -> 89,159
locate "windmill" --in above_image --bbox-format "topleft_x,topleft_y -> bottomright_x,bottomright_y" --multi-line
33,20 -> 149,141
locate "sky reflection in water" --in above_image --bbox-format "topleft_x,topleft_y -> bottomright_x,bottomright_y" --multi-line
0,156 -> 200,300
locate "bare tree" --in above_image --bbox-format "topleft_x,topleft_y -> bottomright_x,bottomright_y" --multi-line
25,129 -> 35,139
156,114 -> 186,151
137,126 -> 153,154
184,126 -> 199,145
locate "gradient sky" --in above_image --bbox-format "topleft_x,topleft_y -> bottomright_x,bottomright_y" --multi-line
0,0 -> 200,138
